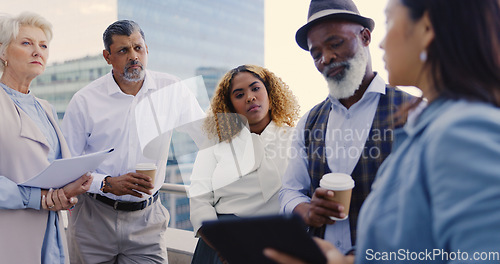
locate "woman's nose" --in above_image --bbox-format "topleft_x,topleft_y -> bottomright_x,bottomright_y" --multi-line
247,94 -> 256,103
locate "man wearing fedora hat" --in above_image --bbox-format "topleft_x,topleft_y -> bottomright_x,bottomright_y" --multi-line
280,0 -> 415,253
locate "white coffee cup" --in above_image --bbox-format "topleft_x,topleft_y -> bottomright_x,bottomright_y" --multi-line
319,173 -> 355,221
135,163 -> 157,184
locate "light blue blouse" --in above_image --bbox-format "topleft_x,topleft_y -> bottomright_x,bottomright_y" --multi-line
1,83 -> 65,264
356,98 -> 500,263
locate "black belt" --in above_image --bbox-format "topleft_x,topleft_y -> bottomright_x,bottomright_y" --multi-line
88,191 -> 159,211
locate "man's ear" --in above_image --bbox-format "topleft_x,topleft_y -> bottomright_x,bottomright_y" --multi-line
103,49 -> 111,65
360,28 -> 371,47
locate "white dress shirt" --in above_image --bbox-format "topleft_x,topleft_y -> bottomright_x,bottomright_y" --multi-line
189,121 -> 293,234
280,74 -> 386,253
62,70 -> 205,202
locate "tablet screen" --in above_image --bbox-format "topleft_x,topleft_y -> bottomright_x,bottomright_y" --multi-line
201,214 -> 327,264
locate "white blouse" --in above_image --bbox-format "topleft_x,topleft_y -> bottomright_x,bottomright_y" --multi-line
189,121 -> 293,234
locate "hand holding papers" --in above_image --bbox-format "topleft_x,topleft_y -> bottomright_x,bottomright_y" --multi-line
21,148 -> 114,189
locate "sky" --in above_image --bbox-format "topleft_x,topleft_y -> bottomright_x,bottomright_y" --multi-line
1,0 -> 413,116
2,0 -> 117,62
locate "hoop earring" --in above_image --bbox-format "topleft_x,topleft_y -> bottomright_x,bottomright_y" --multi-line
419,50 -> 427,62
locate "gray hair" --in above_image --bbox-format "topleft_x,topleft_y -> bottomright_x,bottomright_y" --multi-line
103,20 -> 145,52
0,12 -> 53,72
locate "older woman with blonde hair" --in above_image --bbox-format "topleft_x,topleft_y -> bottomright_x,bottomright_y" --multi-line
189,64 -> 300,264
0,12 -> 92,264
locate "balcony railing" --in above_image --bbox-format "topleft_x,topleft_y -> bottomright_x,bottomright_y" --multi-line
61,184 -> 197,264
160,183 -> 198,264
161,182 -> 189,195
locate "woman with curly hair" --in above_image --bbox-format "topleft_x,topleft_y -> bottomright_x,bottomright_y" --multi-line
189,64 -> 300,264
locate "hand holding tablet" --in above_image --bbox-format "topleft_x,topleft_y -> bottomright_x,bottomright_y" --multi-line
201,214 -> 327,264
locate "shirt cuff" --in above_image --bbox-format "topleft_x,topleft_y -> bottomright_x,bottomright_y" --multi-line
27,187 -> 41,210
345,246 -> 356,255
89,172 -> 108,194
283,195 -> 311,214
191,207 -> 218,236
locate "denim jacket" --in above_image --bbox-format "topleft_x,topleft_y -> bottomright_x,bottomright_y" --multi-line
356,98 -> 500,263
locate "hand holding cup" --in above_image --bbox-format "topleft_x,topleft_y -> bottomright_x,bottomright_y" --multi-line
319,173 -> 355,221
135,163 -> 157,184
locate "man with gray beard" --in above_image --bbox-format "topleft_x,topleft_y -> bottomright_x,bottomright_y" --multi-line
62,20 -> 204,263
279,0 -> 415,254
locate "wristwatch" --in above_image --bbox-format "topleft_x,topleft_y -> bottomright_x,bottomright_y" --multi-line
100,176 -> 112,193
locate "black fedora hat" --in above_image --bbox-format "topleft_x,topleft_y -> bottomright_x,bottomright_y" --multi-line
296,0 -> 375,50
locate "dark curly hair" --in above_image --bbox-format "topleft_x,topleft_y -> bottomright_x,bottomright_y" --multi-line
203,64 -> 300,142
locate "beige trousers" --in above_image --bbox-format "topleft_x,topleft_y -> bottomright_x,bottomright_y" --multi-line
67,193 -> 170,264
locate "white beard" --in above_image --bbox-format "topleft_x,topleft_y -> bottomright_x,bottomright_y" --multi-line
323,46 -> 368,99
123,68 -> 145,82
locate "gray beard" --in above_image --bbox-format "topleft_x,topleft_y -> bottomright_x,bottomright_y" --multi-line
123,67 -> 145,82
323,47 -> 368,99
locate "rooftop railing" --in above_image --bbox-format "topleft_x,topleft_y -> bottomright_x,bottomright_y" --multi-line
61,184 -> 197,264
160,183 -> 198,264
161,182 -> 189,196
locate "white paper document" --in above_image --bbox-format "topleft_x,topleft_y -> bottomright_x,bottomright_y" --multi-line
21,148 -> 114,189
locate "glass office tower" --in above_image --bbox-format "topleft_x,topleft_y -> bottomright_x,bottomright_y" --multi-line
118,0 -> 264,79
31,55 -> 111,120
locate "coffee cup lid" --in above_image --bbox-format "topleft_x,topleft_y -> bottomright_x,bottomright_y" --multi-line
320,173 -> 355,190
136,163 -> 157,170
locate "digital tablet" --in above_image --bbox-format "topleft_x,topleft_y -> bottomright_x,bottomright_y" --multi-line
201,214 -> 327,264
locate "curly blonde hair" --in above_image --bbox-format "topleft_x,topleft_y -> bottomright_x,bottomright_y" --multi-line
203,64 -> 300,142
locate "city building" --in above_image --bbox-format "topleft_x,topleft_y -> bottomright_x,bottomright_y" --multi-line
195,66 -> 228,102
31,55 -> 111,119
118,0 -> 264,80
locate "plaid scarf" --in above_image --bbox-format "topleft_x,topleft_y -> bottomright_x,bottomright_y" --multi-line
304,86 -> 414,245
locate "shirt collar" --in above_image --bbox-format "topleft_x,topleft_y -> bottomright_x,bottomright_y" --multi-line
404,97 -> 450,136
366,73 -> 387,95
259,121 -> 278,140
105,69 -> 157,96
239,120 -> 280,143
1,82 -> 33,97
